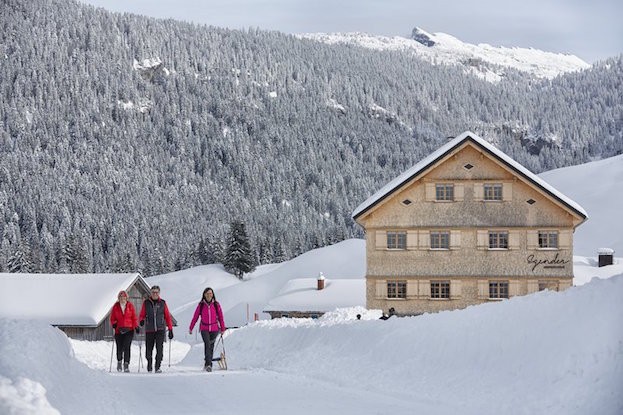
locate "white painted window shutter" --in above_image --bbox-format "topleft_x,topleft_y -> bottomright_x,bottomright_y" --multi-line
407,230 -> 418,250
450,280 -> 462,299
407,280 -> 418,299
478,280 -> 488,299
477,230 -> 488,250
559,230 -> 572,249
375,230 -> 387,250
454,183 -> 464,201
508,230 -> 520,250
419,230 -> 430,249
450,230 -> 461,249
503,182 -> 513,201
527,230 -> 538,250
473,183 -> 484,201
375,280 -> 386,299
425,183 -> 435,201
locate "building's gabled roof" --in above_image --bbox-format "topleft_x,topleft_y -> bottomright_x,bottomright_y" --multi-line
263,278 -> 365,313
0,273 -> 149,326
352,131 -> 588,223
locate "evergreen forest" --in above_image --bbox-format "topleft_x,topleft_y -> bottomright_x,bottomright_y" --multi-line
1,0 -> 622,275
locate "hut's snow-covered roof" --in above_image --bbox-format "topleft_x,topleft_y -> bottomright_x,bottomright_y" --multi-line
264,278 -> 365,312
0,273 -> 144,326
352,131 -> 588,221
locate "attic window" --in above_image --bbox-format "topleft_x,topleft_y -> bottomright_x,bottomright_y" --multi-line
526,199 -> 536,205
401,199 -> 412,206
464,163 -> 474,170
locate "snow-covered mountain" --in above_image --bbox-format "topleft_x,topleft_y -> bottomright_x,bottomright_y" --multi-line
299,27 -> 590,82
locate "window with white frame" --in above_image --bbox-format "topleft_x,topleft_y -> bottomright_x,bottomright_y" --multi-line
387,231 -> 407,250
484,184 -> 503,201
488,231 -> 509,249
430,281 -> 450,299
489,281 -> 509,299
387,280 -> 407,299
538,231 -> 559,249
435,184 -> 454,201
430,231 -> 450,249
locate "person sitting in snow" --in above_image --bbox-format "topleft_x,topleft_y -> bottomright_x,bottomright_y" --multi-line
189,287 -> 227,372
109,290 -> 139,372
139,285 -> 174,373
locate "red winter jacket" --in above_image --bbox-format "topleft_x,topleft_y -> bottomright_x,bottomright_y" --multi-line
189,300 -> 226,333
110,301 -> 138,334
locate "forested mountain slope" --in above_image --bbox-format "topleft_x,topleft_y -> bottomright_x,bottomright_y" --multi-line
1,0 -> 621,275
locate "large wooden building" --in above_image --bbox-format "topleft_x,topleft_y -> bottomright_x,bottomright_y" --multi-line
352,131 -> 588,315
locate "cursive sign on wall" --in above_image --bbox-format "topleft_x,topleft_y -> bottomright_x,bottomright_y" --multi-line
527,253 -> 570,272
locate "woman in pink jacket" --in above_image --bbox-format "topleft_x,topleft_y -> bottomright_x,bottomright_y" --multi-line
189,287 -> 226,371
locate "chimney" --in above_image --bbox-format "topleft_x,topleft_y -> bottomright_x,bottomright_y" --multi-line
317,272 -> 325,290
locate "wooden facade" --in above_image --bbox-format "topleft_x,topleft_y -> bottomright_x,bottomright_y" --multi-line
353,132 -> 587,315
57,280 -> 152,341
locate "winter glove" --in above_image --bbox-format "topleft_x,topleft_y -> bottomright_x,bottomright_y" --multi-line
139,320 -> 145,327
112,323 -> 117,329
135,327 -> 140,334
168,330 -> 174,340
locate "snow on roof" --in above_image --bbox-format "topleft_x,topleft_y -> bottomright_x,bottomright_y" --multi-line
0,273 -> 143,326
352,131 -> 588,221
264,278 -> 365,312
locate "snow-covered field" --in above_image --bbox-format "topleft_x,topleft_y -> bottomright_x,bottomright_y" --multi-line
1,154 -> 622,414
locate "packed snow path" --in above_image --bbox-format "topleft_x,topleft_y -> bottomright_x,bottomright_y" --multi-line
104,367 -> 428,414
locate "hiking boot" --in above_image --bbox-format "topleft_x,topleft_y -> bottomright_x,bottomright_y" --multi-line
205,365 -> 212,372
117,361 -> 122,372
123,363 -> 129,373
147,360 -> 152,372
155,367 -> 162,373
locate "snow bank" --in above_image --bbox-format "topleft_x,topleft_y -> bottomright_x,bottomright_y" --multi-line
0,319 -> 118,415
226,276 -> 623,415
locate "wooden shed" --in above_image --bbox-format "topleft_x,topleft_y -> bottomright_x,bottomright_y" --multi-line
0,272 -> 176,341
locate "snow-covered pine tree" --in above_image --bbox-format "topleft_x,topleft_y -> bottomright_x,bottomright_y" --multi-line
224,221 -> 255,279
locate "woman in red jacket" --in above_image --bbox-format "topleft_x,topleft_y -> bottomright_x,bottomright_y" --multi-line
110,290 -> 139,372
189,287 -> 226,371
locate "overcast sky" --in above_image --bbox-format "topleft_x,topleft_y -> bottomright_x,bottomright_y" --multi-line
78,0 -> 622,63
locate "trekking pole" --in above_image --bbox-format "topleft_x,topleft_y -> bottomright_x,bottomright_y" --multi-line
109,337 -> 115,373
168,334 -> 171,368
138,335 -> 143,373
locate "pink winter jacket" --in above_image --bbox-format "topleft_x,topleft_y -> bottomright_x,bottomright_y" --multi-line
189,300 -> 226,333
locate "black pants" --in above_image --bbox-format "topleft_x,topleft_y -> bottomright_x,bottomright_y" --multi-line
114,330 -> 134,364
201,331 -> 219,367
145,330 -> 166,369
